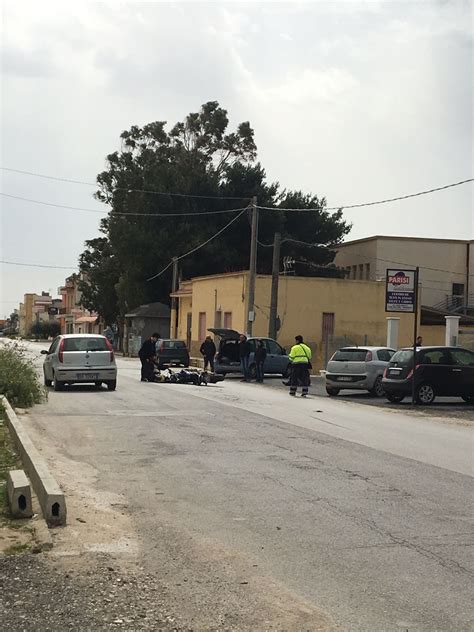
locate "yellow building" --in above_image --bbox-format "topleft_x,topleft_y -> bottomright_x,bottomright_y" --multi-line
172,271 -> 430,370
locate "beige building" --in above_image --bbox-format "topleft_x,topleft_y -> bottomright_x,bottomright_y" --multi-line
18,292 -> 54,336
172,271 -> 424,370
332,236 -> 473,312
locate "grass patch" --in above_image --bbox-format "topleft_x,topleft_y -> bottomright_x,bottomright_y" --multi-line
0,343 -> 44,408
3,542 -> 31,556
0,414 -> 21,521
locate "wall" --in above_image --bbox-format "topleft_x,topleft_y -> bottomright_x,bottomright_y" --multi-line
334,237 -> 469,308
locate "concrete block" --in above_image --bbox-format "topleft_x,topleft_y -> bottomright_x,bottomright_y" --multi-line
7,469 -> 33,518
2,397 -> 67,526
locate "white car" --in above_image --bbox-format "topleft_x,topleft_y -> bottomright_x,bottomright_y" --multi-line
42,334 -> 117,391
325,346 -> 395,397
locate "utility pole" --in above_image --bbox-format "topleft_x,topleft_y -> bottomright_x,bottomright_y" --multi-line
247,196 -> 258,335
268,232 -> 281,339
170,256 -> 179,338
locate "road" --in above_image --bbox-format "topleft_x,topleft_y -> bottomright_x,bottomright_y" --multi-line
15,343 -> 474,630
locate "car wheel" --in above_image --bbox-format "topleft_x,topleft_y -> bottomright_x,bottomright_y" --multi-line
461,394 -> 474,404
107,380 -> 117,391
43,369 -> 52,387
386,392 -> 405,403
326,387 -> 340,396
370,376 -> 385,398
415,383 -> 436,405
282,365 -> 291,379
53,375 -> 64,391
249,364 -> 257,380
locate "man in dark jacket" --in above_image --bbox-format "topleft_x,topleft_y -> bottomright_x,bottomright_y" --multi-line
139,333 -> 160,382
200,335 -> 217,372
239,334 -> 252,382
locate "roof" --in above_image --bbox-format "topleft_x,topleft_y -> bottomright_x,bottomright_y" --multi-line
333,235 -> 472,248
125,302 -> 171,319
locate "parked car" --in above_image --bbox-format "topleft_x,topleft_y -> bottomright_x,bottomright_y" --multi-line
325,346 -> 396,397
209,328 -> 291,379
42,334 -> 117,391
382,346 -> 474,405
155,339 -> 190,369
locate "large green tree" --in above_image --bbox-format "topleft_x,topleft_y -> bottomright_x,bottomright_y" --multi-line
79,101 -> 350,322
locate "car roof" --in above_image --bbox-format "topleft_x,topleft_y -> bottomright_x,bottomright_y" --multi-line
60,333 -> 106,338
338,346 -> 395,351
398,346 -> 470,351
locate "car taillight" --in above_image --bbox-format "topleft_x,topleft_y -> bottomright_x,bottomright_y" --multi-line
105,339 -> 114,362
365,351 -> 373,362
406,364 -> 420,380
58,339 -> 65,363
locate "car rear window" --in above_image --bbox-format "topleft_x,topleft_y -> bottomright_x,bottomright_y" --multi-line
162,340 -> 186,349
332,349 -> 368,362
390,349 -> 413,366
63,337 -> 108,352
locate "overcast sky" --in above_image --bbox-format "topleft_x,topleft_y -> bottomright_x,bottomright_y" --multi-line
1,0 -> 472,318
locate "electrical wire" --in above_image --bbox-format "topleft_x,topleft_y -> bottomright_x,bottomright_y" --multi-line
0,193 -> 249,217
146,208 -> 248,281
256,178 -> 474,211
0,260 -> 75,269
0,167 -> 249,201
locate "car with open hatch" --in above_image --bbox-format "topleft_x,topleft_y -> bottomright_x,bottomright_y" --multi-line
382,346 -> 474,405
42,333 -> 117,391
325,346 -> 396,397
209,328 -> 291,379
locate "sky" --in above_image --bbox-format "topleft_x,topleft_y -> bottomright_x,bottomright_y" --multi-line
1,0 -> 473,318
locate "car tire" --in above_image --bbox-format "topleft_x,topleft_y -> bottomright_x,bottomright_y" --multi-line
107,380 -> 117,391
43,370 -> 52,387
53,375 -> 64,391
415,383 -> 436,405
282,365 -> 291,379
370,376 -> 385,398
461,394 -> 474,404
386,392 -> 405,403
249,364 -> 257,380
326,387 -> 340,396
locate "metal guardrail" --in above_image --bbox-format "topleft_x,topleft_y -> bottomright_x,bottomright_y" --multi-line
431,294 -> 474,313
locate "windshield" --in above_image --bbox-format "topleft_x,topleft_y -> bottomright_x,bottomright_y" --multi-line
63,337 -> 108,352
332,349 -> 369,362
162,340 -> 186,349
390,349 -> 413,366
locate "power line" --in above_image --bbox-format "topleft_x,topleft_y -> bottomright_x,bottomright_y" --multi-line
146,208 -> 249,282
257,178 -> 474,211
0,260 -> 75,269
0,167 -> 248,201
0,193 -> 249,217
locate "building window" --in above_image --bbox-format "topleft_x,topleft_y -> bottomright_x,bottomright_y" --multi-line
358,264 -> 364,279
198,312 -> 206,341
322,312 -> 335,341
365,263 -> 371,280
214,310 -> 222,328
351,265 -> 357,280
452,283 -> 464,296
224,312 -> 232,328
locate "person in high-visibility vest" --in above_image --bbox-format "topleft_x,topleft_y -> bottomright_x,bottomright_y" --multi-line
288,335 -> 312,397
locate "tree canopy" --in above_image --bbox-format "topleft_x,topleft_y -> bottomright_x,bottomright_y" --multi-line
79,101 -> 350,324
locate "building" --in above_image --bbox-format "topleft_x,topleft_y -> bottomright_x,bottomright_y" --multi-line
58,274 -> 100,334
171,271 -> 427,370
123,302 -> 171,356
332,236 -> 473,312
18,292 -> 55,336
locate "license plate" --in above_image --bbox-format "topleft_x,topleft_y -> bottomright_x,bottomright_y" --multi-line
337,376 -> 353,382
76,373 -> 99,380
389,369 -> 402,377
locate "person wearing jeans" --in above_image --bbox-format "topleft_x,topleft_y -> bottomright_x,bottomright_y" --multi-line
255,339 -> 267,383
239,334 -> 252,382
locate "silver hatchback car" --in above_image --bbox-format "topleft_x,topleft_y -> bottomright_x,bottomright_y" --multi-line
325,346 -> 395,397
42,334 -> 117,391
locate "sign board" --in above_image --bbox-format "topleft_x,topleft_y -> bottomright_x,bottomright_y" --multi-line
385,269 -> 416,313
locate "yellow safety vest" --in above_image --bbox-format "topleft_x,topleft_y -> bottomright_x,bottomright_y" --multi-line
289,343 -> 312,364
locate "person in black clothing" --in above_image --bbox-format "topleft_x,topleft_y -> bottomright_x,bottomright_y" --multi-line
200,335 -> 217,372
255,339 -> 267,383
239,334 -> 252,382
139,332 -> 160,382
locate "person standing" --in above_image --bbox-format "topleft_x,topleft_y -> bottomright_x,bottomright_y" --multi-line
416,336 -> 423,346
239,334 -> 252,382
288,335 -> 312,397
255,340 -> 267,383
139,332 -> 159,382
200,335 -> 217,372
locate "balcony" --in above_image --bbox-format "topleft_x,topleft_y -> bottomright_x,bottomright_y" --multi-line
432,294 -> 474,314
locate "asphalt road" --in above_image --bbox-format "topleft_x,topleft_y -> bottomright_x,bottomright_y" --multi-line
15,343 -> 474,630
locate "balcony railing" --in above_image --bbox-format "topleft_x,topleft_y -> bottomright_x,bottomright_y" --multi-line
432,294 -> 474,313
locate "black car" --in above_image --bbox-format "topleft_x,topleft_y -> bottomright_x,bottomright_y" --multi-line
382,346 -> 474,405
155,339 -> 190,369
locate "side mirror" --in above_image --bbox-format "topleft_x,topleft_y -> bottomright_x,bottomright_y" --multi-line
40,350 -> 49,355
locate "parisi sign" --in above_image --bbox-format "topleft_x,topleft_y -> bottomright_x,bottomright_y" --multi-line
385,269 -> 416,313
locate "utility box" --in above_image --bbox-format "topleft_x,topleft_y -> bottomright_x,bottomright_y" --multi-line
7,470 -> 33,519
